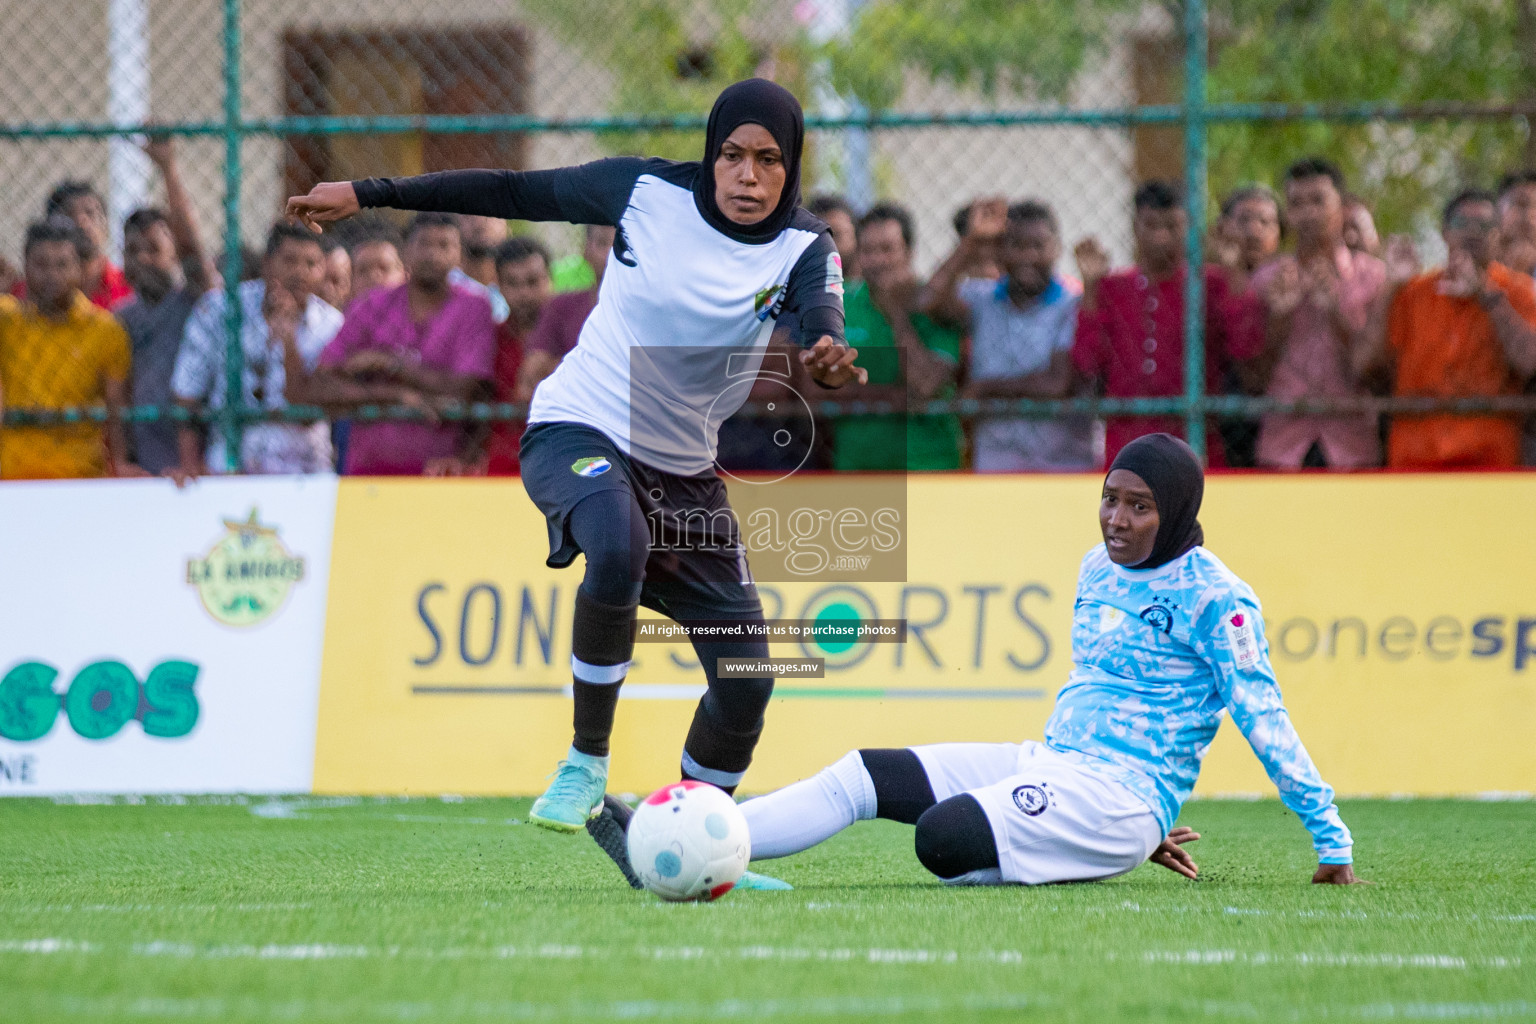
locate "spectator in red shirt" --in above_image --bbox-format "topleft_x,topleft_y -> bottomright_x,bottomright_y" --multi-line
518,224 -> 613,396
1072,181 -> 1264,466
10,181 -> 133,310
429,236 -> 554,476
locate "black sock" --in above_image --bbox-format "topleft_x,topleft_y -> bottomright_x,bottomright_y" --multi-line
572,682 -> 621,757
569,587 -> 638,758
679,637 -> 774,795
859,748 -> 938,824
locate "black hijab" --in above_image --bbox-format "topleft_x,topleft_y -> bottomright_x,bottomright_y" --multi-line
1107,433 -> 1205,570
693,78 -> 805,244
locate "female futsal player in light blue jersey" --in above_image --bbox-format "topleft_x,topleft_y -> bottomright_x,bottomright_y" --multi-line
732,433 -> 1362,887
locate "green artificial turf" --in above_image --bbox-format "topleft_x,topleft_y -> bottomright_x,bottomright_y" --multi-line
1,797 -> 1532,1023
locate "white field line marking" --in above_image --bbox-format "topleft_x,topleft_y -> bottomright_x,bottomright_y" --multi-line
1091,901 -> 1534,926
0,938 -> 98,954
1354,1002 -> 1536,1019
17,992 -> 1048,1021
1145,950 -> 1521,969
6,938 -> 1514,973
5,904 -> 313,914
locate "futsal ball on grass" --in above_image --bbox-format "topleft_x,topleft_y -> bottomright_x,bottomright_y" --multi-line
627,780 -> 750,901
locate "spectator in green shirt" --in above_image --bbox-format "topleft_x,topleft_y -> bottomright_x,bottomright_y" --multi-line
834,202 -> 964,471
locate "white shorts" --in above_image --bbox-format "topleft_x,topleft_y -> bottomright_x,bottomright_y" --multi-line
910,740 -> 1163,885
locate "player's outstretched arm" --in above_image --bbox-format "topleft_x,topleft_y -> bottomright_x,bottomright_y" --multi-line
288,160 -> 644,234
1197,590 -> 1362,883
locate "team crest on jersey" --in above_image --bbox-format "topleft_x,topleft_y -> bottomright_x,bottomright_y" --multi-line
1224,611 -> 1260,669
754,283 -> 785,321
571,457 -> 612,477
1012,784 -> 1049,816
825,251 -> 844,296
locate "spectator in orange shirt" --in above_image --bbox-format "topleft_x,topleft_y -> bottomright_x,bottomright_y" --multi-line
0,219 -> 138,479
1363,189 -> 1536,469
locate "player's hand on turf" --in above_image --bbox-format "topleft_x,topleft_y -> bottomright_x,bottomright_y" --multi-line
802,336 -> 867,387
285,181 -> 361,233
1311,862 -> 1366,885
1149,826 -> 1201,879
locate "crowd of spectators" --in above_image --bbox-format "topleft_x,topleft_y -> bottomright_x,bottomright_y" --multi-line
3,142 -> 1536,480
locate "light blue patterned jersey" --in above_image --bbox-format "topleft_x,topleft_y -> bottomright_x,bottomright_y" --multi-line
1043,545 -> 1353,863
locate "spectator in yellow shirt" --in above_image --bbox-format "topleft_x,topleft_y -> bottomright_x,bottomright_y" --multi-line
0,218 -> 138,479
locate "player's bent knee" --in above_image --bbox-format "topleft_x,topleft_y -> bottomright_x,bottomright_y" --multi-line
913,794 -> 1000,881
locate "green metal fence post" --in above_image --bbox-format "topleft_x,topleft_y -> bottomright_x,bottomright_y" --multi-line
1182,0 -> 1209,460
220,0 -> 244,472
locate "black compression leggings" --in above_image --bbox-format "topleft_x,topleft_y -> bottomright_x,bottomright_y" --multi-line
568,489 -> 649,606
860,748 -> 1000,879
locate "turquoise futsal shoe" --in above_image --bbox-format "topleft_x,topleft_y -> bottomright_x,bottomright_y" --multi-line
735,869 -> 793,891
529,754 -> 608,833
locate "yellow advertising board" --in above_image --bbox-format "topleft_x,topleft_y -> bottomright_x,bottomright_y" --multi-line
314,475 -> 1536,797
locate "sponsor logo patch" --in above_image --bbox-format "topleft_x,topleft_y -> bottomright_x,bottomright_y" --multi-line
1224,611 -> 1260,669
825,252 -> 844,296
754,283 -> 785,322
571,457 -> 612,478
1098,605 -> 1125,633
1012,784 -> 1049,816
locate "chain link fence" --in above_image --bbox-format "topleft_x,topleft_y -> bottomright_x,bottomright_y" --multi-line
2,0 -> 1535,474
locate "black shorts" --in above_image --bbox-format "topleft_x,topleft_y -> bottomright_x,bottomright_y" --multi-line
519,422 -> 763,623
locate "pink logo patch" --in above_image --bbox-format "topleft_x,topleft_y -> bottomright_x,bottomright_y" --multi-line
1231,614 -> 1244,627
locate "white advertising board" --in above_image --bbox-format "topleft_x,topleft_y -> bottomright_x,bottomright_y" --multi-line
0,475 -> 336,793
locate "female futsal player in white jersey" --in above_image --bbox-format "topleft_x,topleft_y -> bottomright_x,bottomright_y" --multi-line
286,81 -> 864,872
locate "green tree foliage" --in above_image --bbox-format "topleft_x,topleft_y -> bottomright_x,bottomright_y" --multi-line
519,0 -> 813,161
821,0 -> 1536,233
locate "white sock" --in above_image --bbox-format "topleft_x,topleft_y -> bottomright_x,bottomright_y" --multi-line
740,751 -> 877,860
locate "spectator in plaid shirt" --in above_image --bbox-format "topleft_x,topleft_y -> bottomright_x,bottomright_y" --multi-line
923,197 -> 1097,471
170,222 -> 341,477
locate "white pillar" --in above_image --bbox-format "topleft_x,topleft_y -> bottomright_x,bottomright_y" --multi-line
107,0 -> 151,262
807,0 -> 873,213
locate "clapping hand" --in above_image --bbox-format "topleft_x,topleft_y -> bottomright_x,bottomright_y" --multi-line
1263,261 -> 1303,318
1073,237 -> 1112,292
1384,234 -> 1420,290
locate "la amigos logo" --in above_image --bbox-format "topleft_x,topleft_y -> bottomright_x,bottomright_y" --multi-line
186,509 -> 305,627
0,660 -> 200,742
